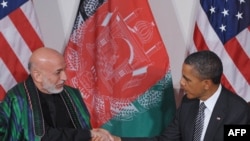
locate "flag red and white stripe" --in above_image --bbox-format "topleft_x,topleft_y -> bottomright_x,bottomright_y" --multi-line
0,0 -> 44,101
189,0 -> 250,102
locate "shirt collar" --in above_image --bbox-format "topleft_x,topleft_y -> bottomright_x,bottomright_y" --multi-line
201,84 -> 222,112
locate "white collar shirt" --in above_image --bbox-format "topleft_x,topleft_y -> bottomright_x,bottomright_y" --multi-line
200,84 -> 222,141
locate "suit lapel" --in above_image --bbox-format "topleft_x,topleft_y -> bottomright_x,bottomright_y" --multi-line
182,97 -> 200,141
204,88 -> 227,141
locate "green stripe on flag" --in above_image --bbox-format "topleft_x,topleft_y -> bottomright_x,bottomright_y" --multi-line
102,71 -> 176,137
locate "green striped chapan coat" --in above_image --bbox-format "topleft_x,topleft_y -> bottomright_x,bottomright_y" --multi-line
0,76 -> 91,140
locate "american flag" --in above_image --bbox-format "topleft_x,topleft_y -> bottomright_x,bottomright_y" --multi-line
189,0 -> 250,102
0,0 -> 43,101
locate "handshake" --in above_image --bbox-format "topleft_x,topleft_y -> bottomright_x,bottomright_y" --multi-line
91,128 -> 121,141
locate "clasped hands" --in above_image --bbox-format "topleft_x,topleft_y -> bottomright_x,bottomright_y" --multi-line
91,128 -> 121,141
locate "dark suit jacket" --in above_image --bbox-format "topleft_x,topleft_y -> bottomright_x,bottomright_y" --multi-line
122,86 -> 250,141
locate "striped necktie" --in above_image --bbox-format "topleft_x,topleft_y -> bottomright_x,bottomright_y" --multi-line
193,102 -> 206,141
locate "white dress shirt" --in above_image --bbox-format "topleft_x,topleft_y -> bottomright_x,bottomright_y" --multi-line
200,84 -> 222,141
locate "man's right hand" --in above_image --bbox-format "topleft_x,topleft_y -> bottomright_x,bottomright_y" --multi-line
91,128 -> 114,141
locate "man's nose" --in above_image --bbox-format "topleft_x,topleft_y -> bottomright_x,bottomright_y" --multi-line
61,71 -> 67,81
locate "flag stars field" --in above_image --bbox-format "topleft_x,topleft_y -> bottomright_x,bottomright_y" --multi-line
236,12 -> 243,20
219,24 -> 226,32
0,0 -> 7,8
190,0 -> 250,102
221,9 -> 229,17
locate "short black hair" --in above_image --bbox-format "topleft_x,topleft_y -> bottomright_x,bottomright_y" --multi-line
184,50 -> 223,84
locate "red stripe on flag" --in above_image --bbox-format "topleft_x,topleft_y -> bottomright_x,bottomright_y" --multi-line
65,0 -> 175,131
0,33 -> 28,82
9,8 -> 43,51
193,24 -> 236,93
193,23 -> 208,51
0,85 -> 6,101
221,74 -> 236,93
224,39 -> 250,84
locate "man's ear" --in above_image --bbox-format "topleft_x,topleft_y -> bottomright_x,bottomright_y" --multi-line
32,70 -> 42,83
203,79 -> 212,90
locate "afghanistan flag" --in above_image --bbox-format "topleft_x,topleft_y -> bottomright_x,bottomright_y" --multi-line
64,0 -> 176,137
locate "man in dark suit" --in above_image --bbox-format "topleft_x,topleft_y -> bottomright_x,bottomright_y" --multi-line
113,50 -> 250,141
